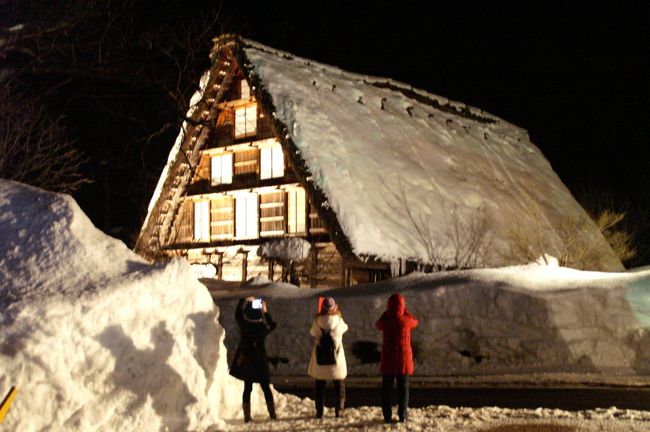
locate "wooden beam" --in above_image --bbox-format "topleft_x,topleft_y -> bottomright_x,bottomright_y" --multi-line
240,250 -> 249,283
310,247 -> 318,288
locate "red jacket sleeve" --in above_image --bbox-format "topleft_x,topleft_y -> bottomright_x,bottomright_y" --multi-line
404,310 -> 419,330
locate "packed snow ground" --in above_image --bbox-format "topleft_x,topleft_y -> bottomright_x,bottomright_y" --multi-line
215,400 -> 650,432
1,180 -> 649,431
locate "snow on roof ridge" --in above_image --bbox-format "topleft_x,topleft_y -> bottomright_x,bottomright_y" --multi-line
240,37 -> 524,130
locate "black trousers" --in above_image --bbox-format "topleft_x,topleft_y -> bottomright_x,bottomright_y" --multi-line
381,374 -> 409,422
243,380 -> 273,404
314,379 -> 345,417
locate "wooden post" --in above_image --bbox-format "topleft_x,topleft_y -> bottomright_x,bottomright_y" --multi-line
310,246 -> 318,288
281,264 -> 288,282
268,259 -> 274,280
342,263 -> 351,287
216,252 -> 223,280
240,250 -> 248,282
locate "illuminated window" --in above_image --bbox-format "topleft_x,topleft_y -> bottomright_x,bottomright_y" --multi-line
240,80 -> 250,99
211,195 -> 234,239
260,143 -> 285,180
211,153 -> 233,185
260,191 -> 285,236
193,200 -> 210,242
234,104 -> 257,138
233,148 -> 259,176
235,192 -> 258,239
287,187 -> 306,234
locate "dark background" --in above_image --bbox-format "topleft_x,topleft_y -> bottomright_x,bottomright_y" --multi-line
213,1 -> 649,198
12,1 -> 648,265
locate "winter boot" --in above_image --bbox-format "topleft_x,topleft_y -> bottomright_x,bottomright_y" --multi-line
266,398 -> 277,420
335,398 -> 345,418
335,380 -> 346,418
243,402 -> 252,423
315,381 -> 325,418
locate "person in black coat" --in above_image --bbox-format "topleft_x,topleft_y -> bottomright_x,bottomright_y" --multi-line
229,296 -> 277,423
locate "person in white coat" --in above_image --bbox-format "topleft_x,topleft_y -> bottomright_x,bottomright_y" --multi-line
307,296 -> 348,418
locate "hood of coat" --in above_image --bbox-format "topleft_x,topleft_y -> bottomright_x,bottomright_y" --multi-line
316,312 -> 341,331
387,293 -> 405,317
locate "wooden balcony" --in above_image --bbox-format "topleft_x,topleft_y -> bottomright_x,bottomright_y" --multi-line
205,116 -> 276,150
186,173 -> 299,196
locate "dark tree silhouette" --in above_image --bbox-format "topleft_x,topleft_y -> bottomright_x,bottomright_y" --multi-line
1,0 -> 224,242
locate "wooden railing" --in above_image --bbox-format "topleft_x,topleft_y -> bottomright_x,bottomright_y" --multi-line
205,116 -> 276,150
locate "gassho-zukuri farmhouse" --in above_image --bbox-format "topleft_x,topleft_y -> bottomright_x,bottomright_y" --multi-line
134,34 -> 622,287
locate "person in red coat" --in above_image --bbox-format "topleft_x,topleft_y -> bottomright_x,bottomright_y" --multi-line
375,293 -> 419,423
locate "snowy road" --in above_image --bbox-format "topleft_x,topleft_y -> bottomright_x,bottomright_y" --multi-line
210,379 -> 650,431
213,394 -> 650,431
275,385 -> 650,411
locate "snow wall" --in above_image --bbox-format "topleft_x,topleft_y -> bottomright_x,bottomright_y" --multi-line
215,268 -> 650,378
0,180 -> 260,431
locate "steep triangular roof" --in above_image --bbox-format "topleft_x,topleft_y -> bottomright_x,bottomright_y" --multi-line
136,34 -> 623,271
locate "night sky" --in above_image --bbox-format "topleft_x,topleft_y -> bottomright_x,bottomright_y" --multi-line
69,1 -> 649,262
215,1 -> 649,196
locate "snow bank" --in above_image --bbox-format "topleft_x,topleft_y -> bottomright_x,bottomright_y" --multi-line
0,180 -> 248,430
213,265 -> 650,378
257,237 -> 311,262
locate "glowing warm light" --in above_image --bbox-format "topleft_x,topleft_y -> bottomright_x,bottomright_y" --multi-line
260,142 -> 285,179
211,153 -> 233,185
193,201 -> 210,241
235,192 -> 258,239
234,104 -> 257,138
287,187 -> 306,234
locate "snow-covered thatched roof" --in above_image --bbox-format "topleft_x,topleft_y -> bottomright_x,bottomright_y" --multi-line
234,37 -> 622,271
137,34 -> 622,271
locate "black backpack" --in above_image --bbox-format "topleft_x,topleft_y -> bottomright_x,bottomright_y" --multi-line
316,327 -> 337,365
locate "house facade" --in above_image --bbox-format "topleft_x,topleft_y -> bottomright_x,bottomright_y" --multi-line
134,35 -> 623,286
135,35 -> 382,287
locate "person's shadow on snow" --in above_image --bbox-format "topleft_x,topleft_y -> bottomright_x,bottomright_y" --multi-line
98,322 -> 197,431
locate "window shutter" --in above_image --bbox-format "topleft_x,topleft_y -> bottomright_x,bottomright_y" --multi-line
221,153 -> 233,184
235,108 -> 246,138
260,147 -> 272,180
211,153 -> 233,185
260,143 -> 284,180
246,193 -> 258,238
288,187 -> 306,234
235,192 -> 258,239
272,143 -> 284,177
245,105 -> 257,135
211,157 -> 221,185
211,195 -> 234,239
234,104 -> 257,138
193,200 -> 210,242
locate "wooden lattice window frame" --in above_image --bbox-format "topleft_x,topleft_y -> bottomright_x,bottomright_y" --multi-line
260,191 -> 286,237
